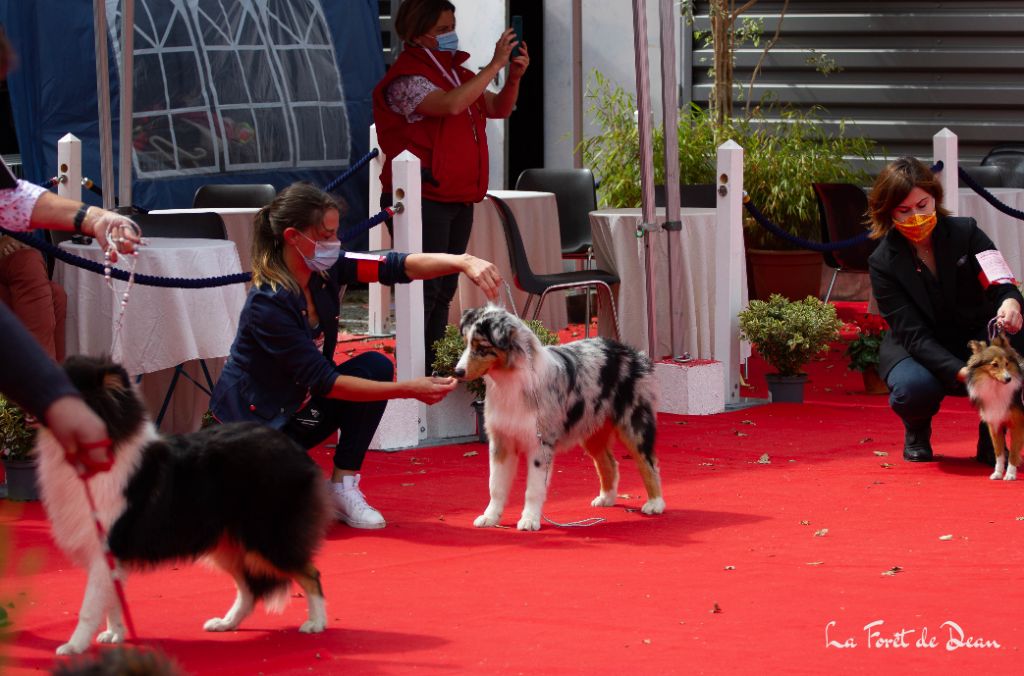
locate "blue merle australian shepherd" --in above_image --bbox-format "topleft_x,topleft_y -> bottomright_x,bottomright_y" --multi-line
35,356 -> 331,655
455,305 -> 664,530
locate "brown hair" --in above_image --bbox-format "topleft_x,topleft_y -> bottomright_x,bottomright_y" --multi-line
867,156 -> 950,239
250,183 -> 341,292
394,0 -> 456,44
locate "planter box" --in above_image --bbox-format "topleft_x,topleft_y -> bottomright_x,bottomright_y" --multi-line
2,458 -> 39,501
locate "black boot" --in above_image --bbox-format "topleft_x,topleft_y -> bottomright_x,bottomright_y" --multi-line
903,422 -> 934,462
976,421 -> 996,467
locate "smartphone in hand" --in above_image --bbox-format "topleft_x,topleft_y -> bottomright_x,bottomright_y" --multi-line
511,15 -> 523,57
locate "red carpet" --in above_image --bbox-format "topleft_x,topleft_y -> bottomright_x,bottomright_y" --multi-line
3,304 -> 1022,674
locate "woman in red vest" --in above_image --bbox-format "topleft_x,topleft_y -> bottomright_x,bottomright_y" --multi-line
373,0 -> 529,372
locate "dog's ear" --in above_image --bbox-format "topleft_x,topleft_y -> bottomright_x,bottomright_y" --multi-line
993,334 -> 1011,349
460,307 -> 484,334
968,340 -> 988,355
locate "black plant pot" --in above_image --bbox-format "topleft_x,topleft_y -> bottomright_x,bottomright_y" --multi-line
2,458 -> 39,501
471,399 -> 488,444
765,373 -> 808,403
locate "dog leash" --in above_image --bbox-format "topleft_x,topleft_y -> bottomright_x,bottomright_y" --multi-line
499,280 -> 519,316
73,439 -> 139,642
988,317 -> 1004,341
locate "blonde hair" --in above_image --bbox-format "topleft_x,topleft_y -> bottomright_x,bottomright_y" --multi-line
250,183 -> 341,292
867,156 -> 950,239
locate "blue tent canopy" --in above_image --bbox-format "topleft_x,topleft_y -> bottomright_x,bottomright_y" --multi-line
0,0 -> 384,234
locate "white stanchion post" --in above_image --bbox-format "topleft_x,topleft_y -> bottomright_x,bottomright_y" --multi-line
934,128 -> 959,216
369,150 -> 425,450
57,134 -> 83,202
715,140 -> 744,406
367,125 -> 391,335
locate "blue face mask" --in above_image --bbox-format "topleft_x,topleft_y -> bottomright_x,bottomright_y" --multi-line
435,30 -> 459,53
296,231 -> 341,272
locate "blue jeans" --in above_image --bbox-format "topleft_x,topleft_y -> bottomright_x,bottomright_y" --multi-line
281,351 -> 394,471
885,357 -> 950,432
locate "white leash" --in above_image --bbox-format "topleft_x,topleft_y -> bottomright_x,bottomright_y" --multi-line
101,221 -> 142,355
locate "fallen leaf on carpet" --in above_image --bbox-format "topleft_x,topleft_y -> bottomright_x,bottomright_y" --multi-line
724,565 -> 735,570
643,639 -> 652,645
495,524 -> 510,529
800,520 -> 811,525
741,420 -> 756,426
401,483 -> 415,487
1017,516 -> 1024,521
711,603 -> 722,614
938,534 -> 953,541
617,493 -> 633,499
757,453 -> 771,464
675,420 -> 688,425
880,463 -> 896,468
735,430 -> 749,437
881,566 -> 903,576
873,450 -> 889,456
438,515 -> 445,521
860,437 -> 873,444
463,450 -> 478,457
699,461 -> 715,466
806,561 -> 824,566
410,457 -> 426,465
814,528 -> 829,537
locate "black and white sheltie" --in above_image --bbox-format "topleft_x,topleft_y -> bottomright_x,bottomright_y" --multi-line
966,336 -> 1024,481
35,356 -> 331,655
455,305 -> 664,530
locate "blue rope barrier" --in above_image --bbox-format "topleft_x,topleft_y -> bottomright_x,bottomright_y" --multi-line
340,206 -> 395,245
957,166 -> 1024,221
323,148 -> 380,194
743,199 -> 871,252
0,226 -> 251,288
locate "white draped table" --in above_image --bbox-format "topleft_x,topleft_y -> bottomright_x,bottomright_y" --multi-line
54,238 -> 247,432
148,207 -> 260,272
449,189 -> 567,331
590,207 -> 747,360
958,187 -> 1024,279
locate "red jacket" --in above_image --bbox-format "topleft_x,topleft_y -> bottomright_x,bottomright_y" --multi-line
372,47 -> 489,203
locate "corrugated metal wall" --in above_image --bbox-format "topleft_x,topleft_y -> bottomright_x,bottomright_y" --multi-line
687,1 -> 1024,167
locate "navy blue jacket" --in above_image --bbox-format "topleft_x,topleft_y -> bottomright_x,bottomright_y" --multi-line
210,251 -> 410,429
868,215 -> 1024,387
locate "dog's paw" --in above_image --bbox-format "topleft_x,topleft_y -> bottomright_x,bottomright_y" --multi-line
591,493 -> 616,507
516,515 -> 541,531
641,497 -> 666,515
990,471 -> 1005,481
1003,469 -> 1018,481
299,619 -> 326,634
203,617 -> 239,632
96,629 -> 124,644
473,513 -> 501,528
56,641 -> 88,656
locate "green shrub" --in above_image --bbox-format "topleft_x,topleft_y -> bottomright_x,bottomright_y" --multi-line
0,396 -> 35,462
738,294 -> 843,376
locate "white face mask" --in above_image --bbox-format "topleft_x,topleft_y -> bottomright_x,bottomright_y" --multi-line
295,231 -> 341,272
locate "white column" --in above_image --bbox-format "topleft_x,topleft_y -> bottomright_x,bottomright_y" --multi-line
57,134 -> 83,203
714,140 -> 744,406
934,128 -> 959,216
367,125 -> 392,336
117,0 -> 135,208
369,150 -> 425,450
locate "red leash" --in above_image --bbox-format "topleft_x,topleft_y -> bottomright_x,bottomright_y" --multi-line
71,439 -> 138,642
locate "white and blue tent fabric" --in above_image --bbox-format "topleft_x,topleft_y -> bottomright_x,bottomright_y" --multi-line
1,0 -> 383,230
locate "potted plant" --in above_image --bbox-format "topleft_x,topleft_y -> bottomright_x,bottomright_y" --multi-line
844,313 -> 889,394
1,395 -> 39,501
431,320 -> 559,443
738,294 -> 843,402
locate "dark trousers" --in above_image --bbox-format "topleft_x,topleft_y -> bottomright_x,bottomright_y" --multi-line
383,193 -> 475,373
281,352 -> 394,471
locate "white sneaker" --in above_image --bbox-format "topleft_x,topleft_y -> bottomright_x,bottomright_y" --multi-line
330,474 -> 386,529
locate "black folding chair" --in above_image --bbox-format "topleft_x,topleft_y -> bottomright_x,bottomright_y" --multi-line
812,183 -> 878,304
192,183 -> 276,209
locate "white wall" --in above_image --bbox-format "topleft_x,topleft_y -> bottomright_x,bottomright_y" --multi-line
542,1 -> 680,170
452,0 -> 508,188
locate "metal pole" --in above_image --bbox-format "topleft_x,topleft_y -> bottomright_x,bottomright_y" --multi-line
117,0 -> 135,208
572,0 -> 583,168
93,0 -> 115,210
631,0 -> 659,357
659,0 -> 683,359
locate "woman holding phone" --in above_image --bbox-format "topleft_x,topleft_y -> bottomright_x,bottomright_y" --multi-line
372,0 -> 530,372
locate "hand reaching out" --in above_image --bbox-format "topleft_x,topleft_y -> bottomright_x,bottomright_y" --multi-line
43,395 -> 114,478
404,376 -> 459,405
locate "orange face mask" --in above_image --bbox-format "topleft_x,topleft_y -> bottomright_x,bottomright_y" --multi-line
894,212 -> 937,243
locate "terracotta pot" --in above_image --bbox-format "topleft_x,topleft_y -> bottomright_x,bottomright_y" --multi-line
747,248 -> 823,301
2,458 -> 39,501
765,373 -> 808,403
861,366 -> 888,395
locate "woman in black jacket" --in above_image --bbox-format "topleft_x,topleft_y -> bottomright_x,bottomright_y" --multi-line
867,157 -> 1024,463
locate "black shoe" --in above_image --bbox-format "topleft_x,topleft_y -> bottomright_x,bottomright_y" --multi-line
903,424 -> 934,462
976,421 -> 996,466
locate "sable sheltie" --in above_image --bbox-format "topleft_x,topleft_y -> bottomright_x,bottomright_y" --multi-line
35,356 -> 331,655
454,305 -> 664,530
966,336 -> 1024,481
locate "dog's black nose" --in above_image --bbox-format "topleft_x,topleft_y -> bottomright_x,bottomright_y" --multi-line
454,368 -> 466,379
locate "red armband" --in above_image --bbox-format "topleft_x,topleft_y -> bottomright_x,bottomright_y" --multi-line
344,251 -> 386,283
